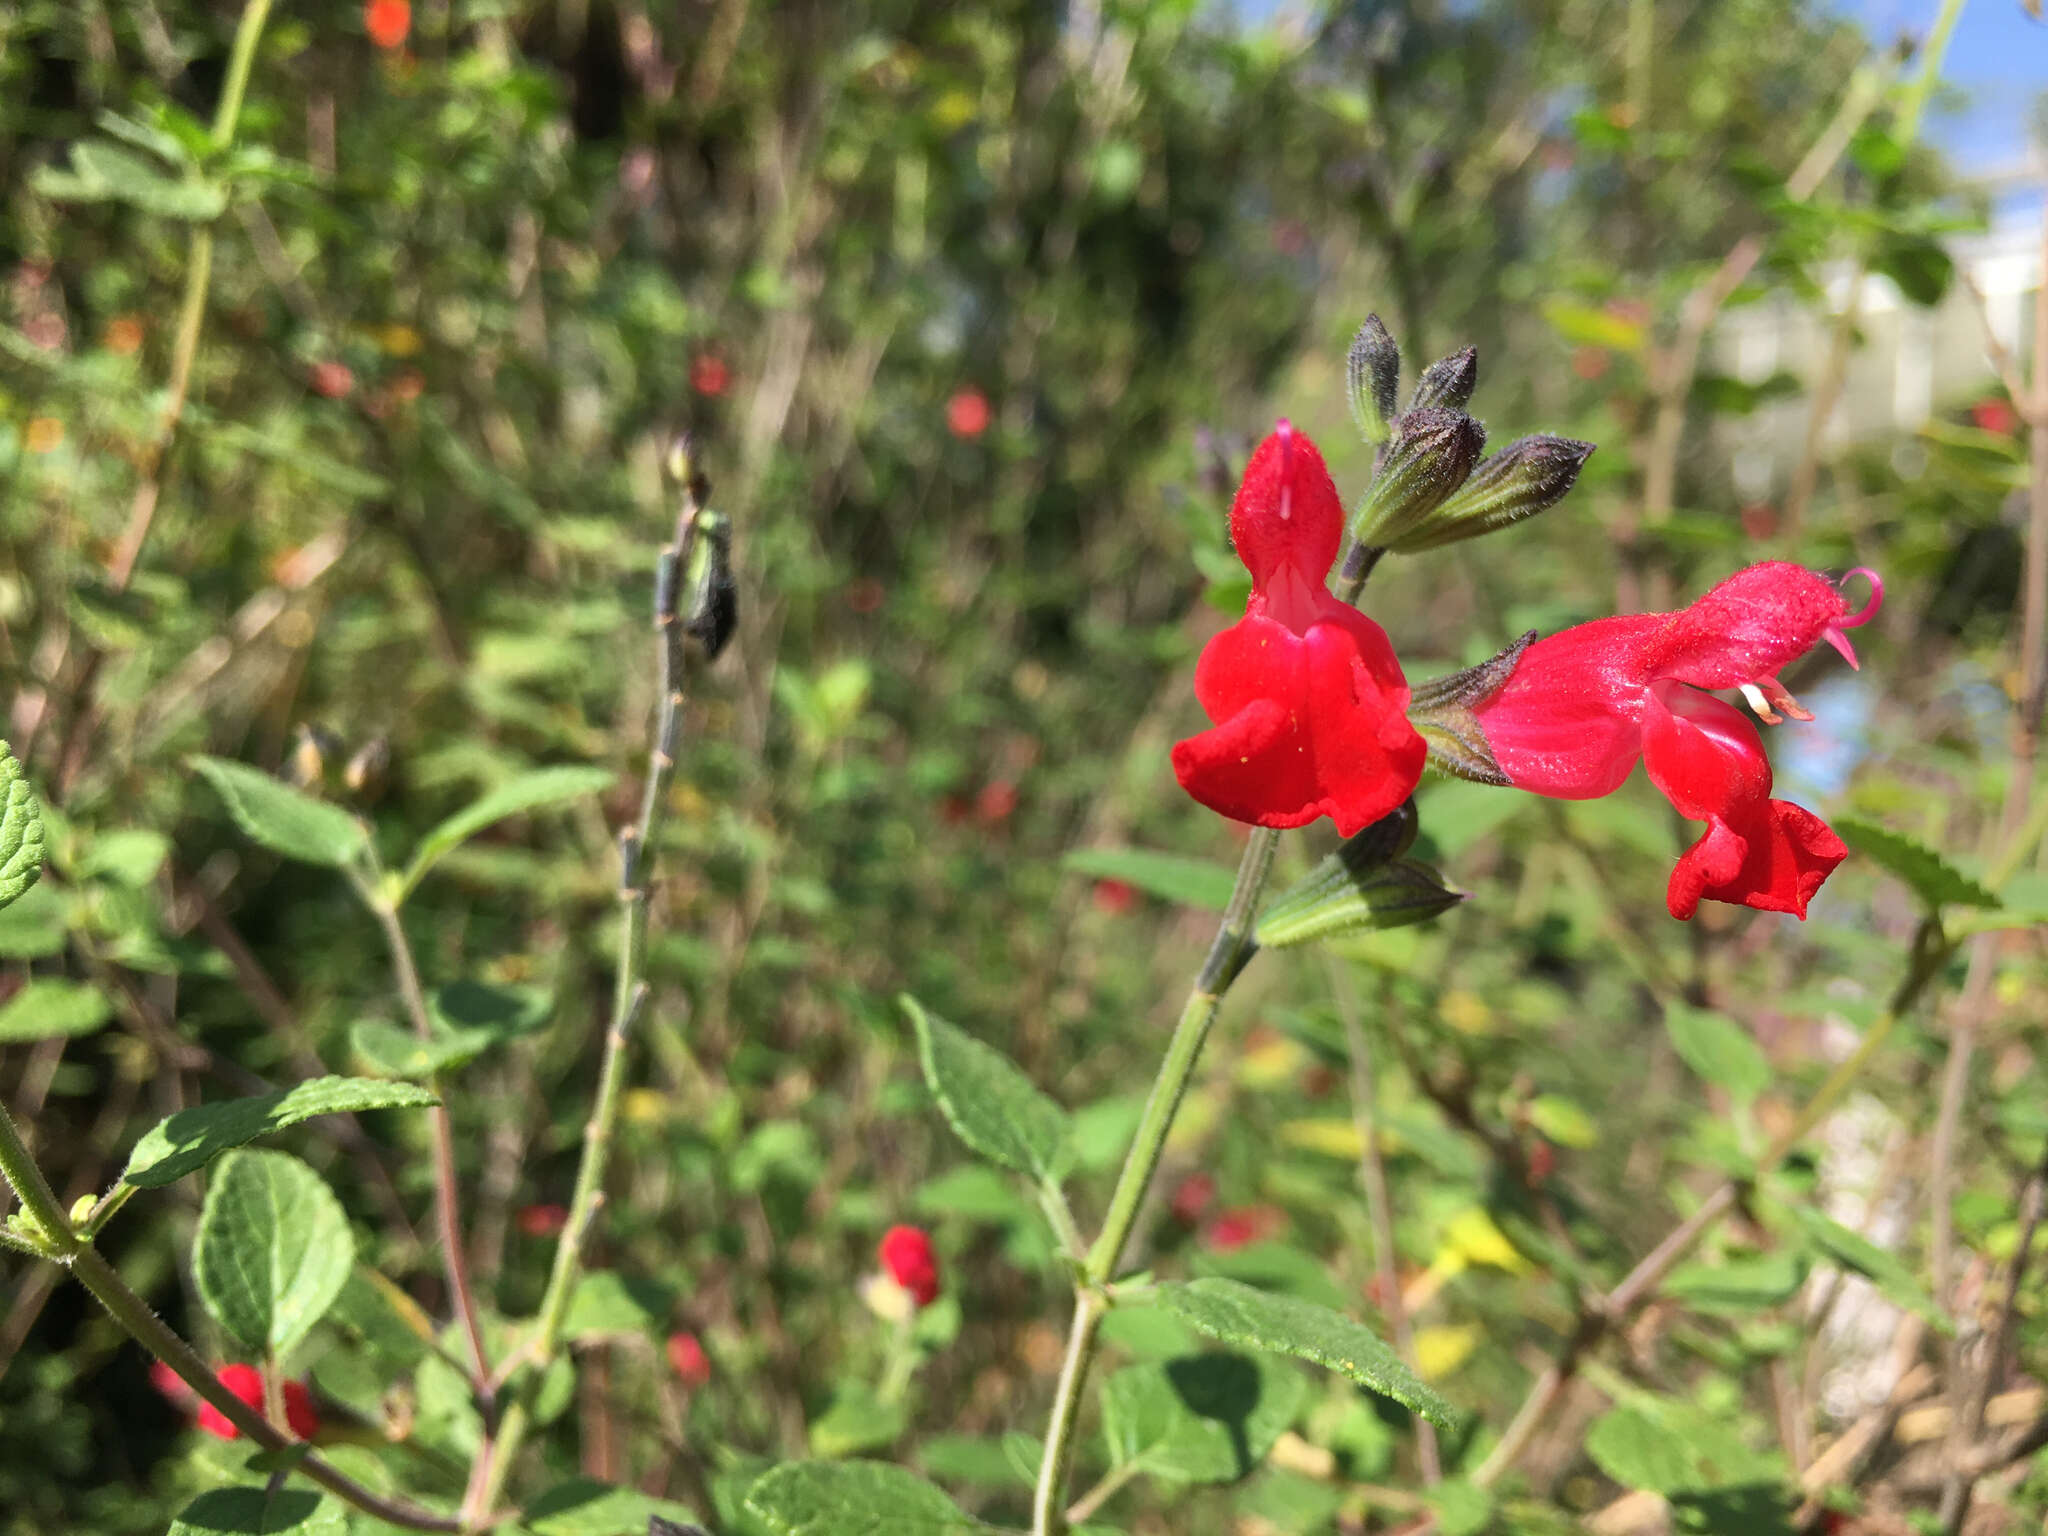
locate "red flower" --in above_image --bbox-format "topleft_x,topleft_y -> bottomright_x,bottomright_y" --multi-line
1474,562 -> 1881,920
878,1224 -> 940,1308
1169,1171 -> 1216,1226
1091,878 -> 1136,915
946,388 -> 990,439
1971,398 -> 2019,436
364,0 -> 410,50
1202,1205 -> 1285,1253
975,780 -> 1018,824
516,1202 -> 568,1238
1172,422 -> 1426,836
197,1363 -> 320,1440
308,360 -> 354,399
666,1330 -> 711,1389
691,354 -> 731,397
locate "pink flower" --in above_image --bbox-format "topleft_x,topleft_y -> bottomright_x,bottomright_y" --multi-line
1972,399 -> 2019,436
878,1225 -> 940,1308
1474,562 -> 1881,919
196,1363 -> 320,1440
1171,423 -> 1426,836
308,361 -> 354,399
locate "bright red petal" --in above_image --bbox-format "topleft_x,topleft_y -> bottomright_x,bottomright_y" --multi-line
1175,608 -> 1423,836
1471,614 -> 1664,798
1669,799 -> 1846,920
1638,562 -> 1852,692
1230,422 -> 1344,591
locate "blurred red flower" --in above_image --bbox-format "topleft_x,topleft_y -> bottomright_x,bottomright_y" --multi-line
691,354 -> 731,396
946,388 -> 990,439
847,578 -> 886,614
516,1202 -> 568,1238
1972,398 -> 2019,436
666,1330 -> 712,1389
1171,422 -> 1425,836
975,781 -> 1018,824
1169,1172 -> 1216,1226
308,360 -> 354,399
196,1363 -> 320,1440
364,0 -> 410,50
878,1224 -> 940,1308
1091,878 -> 1136,915
1203,1205 -> 1285,1253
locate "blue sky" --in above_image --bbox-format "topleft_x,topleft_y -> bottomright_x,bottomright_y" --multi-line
1847,0 -> 2046,174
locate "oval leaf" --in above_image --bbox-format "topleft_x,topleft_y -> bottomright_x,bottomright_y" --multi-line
1834,817 -> 1999,910
123,1075 -> 440,1188
744,1461 -> 986,1535
1061,848 -> 1236,912
1101,1351 -> 1308,1483
1664,1002 -> 1772,1103
192,757 -> 366,868
192,1149 -> 355,1355
903,996 -> 1071,1184
521,1478 -> 699,1535
0,978 -> 113,1042
0,742 -> 46,911
167,1489 -> 343,1536
1788,1206 -> 1946,1331
399,765 -> 615,899
1152,1277 -> 1459,1428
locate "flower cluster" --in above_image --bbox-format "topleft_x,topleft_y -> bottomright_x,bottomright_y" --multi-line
1174,336 -> 1880,921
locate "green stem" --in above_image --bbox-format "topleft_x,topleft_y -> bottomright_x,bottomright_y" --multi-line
0,1104 -> 76,1258
210,0 -> 273,145
1030,825 -> 1280,1535
470,492 -> 705,1524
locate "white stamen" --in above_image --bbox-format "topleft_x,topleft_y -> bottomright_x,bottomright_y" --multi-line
1739,682 -> 1781,725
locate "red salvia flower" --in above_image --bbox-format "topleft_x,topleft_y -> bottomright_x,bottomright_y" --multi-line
946,388 -> 990,439
1172,422 -> 1426,836
878,1224 -> 940,1308
364,0 -> 410,50
1473,562 -> 1881,920
666,1330 -> 712,1389
196,1363 -> 320,1440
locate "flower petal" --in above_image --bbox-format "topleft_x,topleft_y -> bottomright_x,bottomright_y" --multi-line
1231,422 -> 1345,592
1638,562 -> 1854,691
1470,614 -> 1664,797
1668,800 -> 1846,920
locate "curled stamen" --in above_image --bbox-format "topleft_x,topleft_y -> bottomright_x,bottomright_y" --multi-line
1838,567 -> 1883,629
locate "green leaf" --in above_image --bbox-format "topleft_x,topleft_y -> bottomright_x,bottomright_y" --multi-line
1787,1206 -> 1946,1331
192,1149 -> 355,1355
0,978 -> 113,1042
0,743 -> 46,911
1660,1249 -> 1807,1314
75,828 -> 171,886
917,1435 -> 1035,1489
1527,1094 -> 1600,1149
398,765 -> 614,899
192,757 -> 367,868
1665,1002 -> 1772,1103
1153,1277 -> 1459,1428
1834,817 -> 1999,910
562,1270 -> 675,1341
1101,1352 -> 1308,1483
1060,847 -> 1236,912
744,1460 -> 989,1534
32,139 -> 228,220
903,996 -> 1071,1183
521,1478 -> 699,1535
1256,820 -> 1461,948
350,985 -> 551,1078
123,1076 -> 439,1188
807,1382 -> 911,1458
1585,1405 -> 1704,1494
166,1489 -> 344,1535
1427,1480 -> 1495,1536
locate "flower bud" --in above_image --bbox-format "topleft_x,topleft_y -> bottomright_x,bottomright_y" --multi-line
1345,315 -> 1400,445
1408,347 -> 1478,412
1391,435 -> 1594,554
877,1224 -> 940,1309
666,1330 -> 712,1389
1351,408 -> 1486,550
683,513 -> 736,660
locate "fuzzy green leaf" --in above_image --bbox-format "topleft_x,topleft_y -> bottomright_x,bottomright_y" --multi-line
1101,1351 -> 1308,1483
1665,1002 -> 1772,1103
124,1076 -> 440,1188
398,765 -> 614,900
0,743 -> 46,912
166,1489 -> 344,1535
1834,817 -> 1999,910
0,978 -> 113,1042
192,757 -> 367,868
521,1479 -> 699,1535
192,1149 -> 355,1355
1153,1277 -> 1459,1428
904,996 -> 1071,1183
744,1461 -> 989,1534
1061,847 -> 1236,912
1788,1206 -> 1946,1331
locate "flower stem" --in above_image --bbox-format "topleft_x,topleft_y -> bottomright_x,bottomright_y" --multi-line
1030,824 -> 1280,1534
469,487 -> 707,1524
0,1104 -> 76,1258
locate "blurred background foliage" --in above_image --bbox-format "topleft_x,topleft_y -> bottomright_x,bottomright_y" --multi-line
1,0 -> 2045,1532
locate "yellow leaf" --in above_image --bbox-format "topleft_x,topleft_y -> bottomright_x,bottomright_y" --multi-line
1440,989 -> 1494,1035
622,1088 -> 668,1125
1541,298 -> 1646,353
1413,1323 -> 1482,1379
1442,1207 -> 1530,1273
1278,1118 -> 1365,1159
374,323 -> 423,357
1238,1032 -> 1309,1088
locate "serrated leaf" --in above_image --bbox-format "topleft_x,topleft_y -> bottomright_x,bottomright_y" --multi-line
0,746 -> 46,913
1101,1351 -> 1307,1483
903,996 -> 1071,1183
398,765 -> 614,899
744,1460 -> 988,1534
1152,1278 -> 1458,1428
1788,1206 -> 1946,1331
192,1149 -> 355,1355
521,1478 -> 699,1535
1060,847 -> 1236,912
166,1488 -> 344,1535
1665,1002 -> 1772,1103
123,1076 -> 440,1187
1834,817 -> 1999,910
0,978 -> 113,1042
192,757 -> 367,868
